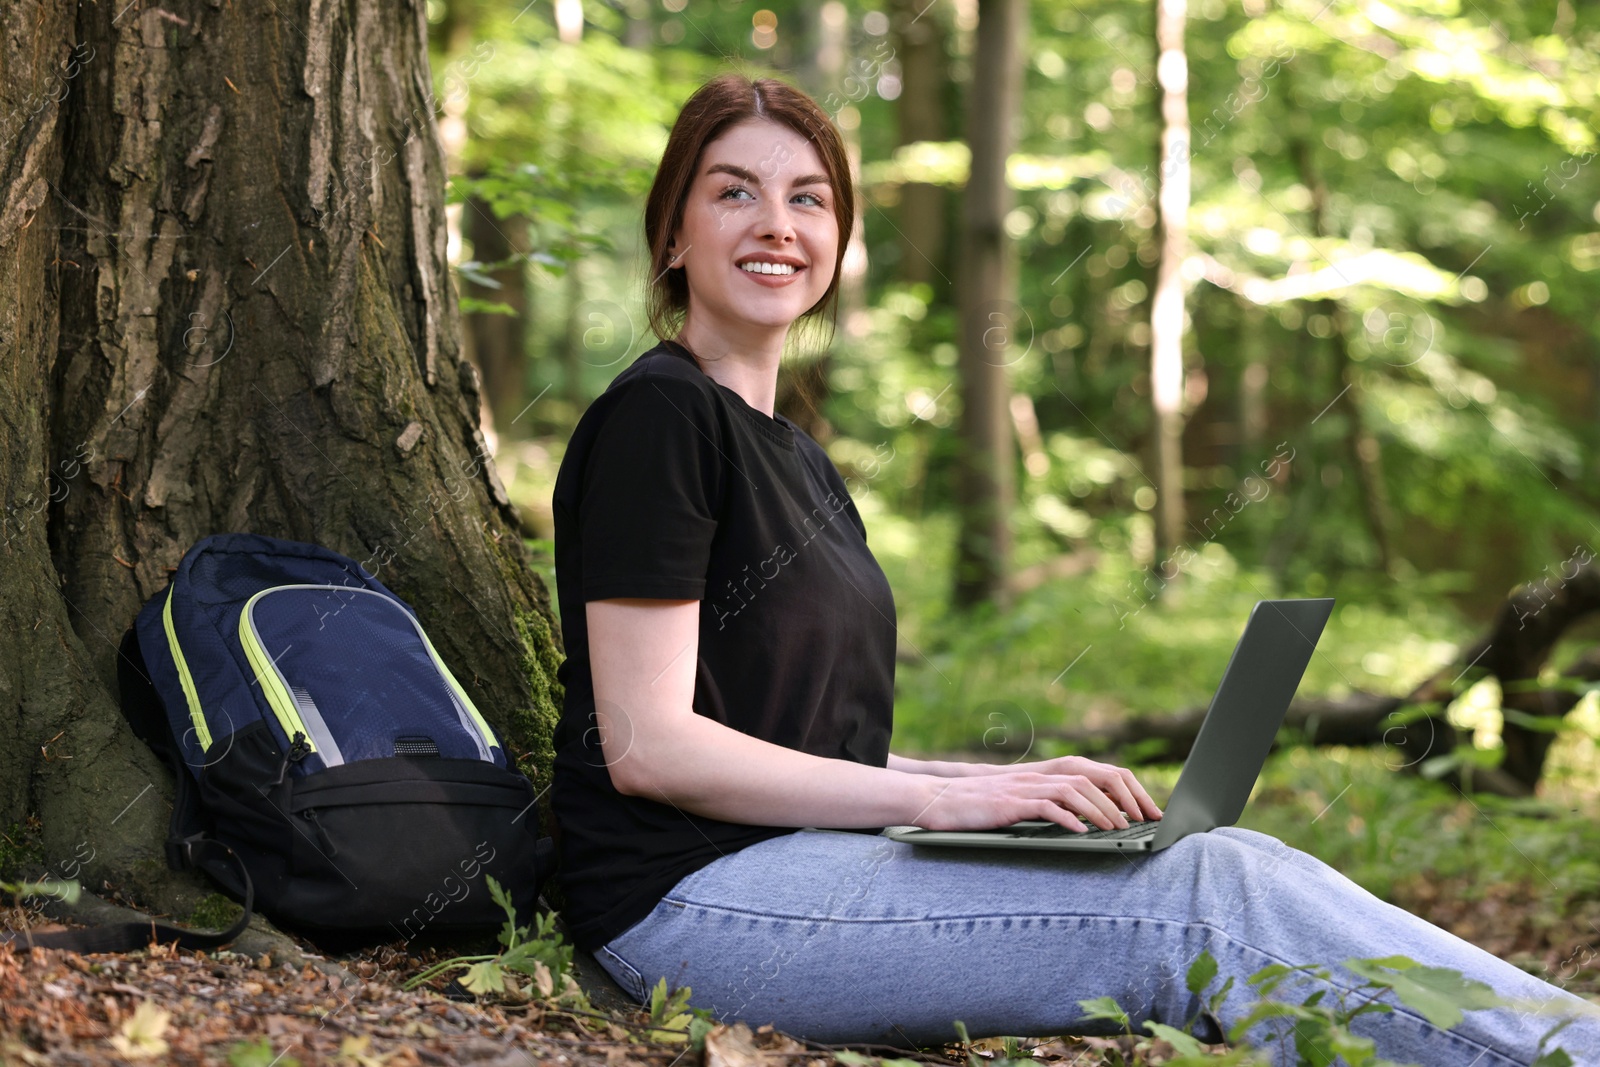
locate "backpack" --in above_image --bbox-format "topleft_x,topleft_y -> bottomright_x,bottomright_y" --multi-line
3,533 -> 554,953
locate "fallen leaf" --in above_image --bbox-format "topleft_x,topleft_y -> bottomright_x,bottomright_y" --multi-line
704,1021 -> 766,1067
108,999 -> 170,1059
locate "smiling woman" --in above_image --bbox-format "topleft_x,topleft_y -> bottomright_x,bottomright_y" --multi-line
543,73 -> 1600,1066
642,75 -> 854,365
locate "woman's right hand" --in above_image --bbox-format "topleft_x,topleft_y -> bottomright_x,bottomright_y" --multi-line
909,770 -> 1140,833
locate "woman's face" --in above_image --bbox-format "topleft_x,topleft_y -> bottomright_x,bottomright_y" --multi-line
668,118 -> 840,339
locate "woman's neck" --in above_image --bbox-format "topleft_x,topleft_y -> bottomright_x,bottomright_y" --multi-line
674,316 -> 786,418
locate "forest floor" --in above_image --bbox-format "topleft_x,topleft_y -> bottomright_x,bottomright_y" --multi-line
2,873 -> 1597,1067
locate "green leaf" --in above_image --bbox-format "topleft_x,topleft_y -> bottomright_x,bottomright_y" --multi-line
1246,961 -> 1319,997
1321,1027 -> 1383,1067
1499,708 -> 1571,733
227,1037 -> 298,1067
1342,959 -> 1507,1030
1143,1021 -> 1206,1055
832,1053 -> 875,1066
1075,996 -> 1130,1029
1419,752 -> 1463,780
1353,955 -> 1422,971
1226,1000 -> 1310,1044
1532,1050 -> 1574,1067
1207,975 -> 1236,1015
486,875 -> 514,917
458,297 -> 519,317
1186,950 -> 1219,998
688,1015 -> 716,1050
461,959 -> 507,995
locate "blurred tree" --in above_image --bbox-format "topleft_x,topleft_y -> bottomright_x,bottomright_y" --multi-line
889,0 -> 950,290
952,0 -> 1026,611
1150,0 -> 1191,575
463,196 -> 534,436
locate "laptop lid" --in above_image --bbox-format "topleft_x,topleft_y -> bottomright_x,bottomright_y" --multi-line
1149,598 -> 1335,849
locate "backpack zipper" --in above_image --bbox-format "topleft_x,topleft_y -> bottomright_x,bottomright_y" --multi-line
162,587 -> 213,752
238,590 -> 325,760
271,730 -> 312,787
300,806 -> 336,857
240,584 -> 499,763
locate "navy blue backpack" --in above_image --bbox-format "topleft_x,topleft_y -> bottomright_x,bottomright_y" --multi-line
20,533 -> 554,951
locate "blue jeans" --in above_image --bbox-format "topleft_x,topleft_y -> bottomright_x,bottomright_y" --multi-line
593,827 -> 1600,1066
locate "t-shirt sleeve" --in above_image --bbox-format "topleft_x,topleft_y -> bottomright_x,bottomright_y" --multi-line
578,373 -> 724,602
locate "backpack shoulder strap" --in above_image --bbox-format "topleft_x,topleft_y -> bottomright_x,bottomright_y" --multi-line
0,839 -> 254,952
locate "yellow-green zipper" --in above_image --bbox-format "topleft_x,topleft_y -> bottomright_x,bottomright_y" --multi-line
237,584 -> 499,762
414,625 -> 499,756
162,587 -> 212,751
238,588 -> 317,754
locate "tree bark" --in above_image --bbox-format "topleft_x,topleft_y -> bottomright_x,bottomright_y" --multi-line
951,0 -> 1025,612
2,0 -> 563,919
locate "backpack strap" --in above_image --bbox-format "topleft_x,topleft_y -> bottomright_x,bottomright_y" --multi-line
0,839 -> 254,952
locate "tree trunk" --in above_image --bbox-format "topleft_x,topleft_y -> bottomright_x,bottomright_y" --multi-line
1238,300 -> 1268,458
1285,73 -> 1395,576
890,0 -> 949,290
2,0 -> 563,919
464,194 -> 532,436
1149,0 -> 1189,576
952,0 -> 1025,612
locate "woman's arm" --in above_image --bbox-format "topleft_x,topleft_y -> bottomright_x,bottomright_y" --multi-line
586,598 -> 1140,832
886,753 -> 997,777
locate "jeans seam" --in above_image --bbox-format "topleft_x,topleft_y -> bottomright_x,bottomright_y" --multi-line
596,945 -> 646,1003
654,901 -> 1184,925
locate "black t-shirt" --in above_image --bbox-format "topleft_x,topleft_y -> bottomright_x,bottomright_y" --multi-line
549,339 -> 898,955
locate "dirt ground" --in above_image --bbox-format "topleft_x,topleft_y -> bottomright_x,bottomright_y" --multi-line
2,880 -> 1596,1067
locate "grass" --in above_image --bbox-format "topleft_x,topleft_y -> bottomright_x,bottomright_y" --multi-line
885,549 -> 1472,759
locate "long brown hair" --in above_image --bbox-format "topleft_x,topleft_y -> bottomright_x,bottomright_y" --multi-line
643,73 -> 856,356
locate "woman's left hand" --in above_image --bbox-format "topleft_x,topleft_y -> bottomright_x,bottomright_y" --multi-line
965,755 -> 1163,821
1004,755 -> 1158,825
887,753 -> 1163,819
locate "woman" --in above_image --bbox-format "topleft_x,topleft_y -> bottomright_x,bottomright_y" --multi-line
547,73 -> 1597,1065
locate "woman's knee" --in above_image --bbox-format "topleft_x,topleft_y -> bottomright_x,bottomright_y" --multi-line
1152,829 -> 1310,935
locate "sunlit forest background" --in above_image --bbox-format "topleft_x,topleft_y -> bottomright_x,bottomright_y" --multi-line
430,0 -> 1599,994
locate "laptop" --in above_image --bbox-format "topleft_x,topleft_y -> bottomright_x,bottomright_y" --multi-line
882,598 -> 1335,854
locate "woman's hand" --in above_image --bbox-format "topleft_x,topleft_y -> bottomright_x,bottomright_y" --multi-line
1004,755 -> 1163,822
903,757 -> 1162,834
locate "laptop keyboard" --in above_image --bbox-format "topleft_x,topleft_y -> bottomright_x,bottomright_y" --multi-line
1006,821 -> 1160,841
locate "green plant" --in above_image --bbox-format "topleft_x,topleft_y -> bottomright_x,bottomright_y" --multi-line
401,876 -> 585,1007
0,818 -> 45,882
643,976 -> 717,1046
226,1036 -> 300,1067
946,1022 -> 1051,1067
0,877 -> 80,905
188,892 -> 243,930
1071,957 -> 1261,1065
1060,949 -> 1580,1066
